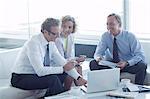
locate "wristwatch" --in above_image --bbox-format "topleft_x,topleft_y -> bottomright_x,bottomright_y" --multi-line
126,61 -> 129,66
77,76 -> 81,80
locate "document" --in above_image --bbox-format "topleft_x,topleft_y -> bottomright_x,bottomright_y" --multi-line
47,95 -> 79,99
98,60 -> 118,68
126,83 -> 139,92
107,91 -> 138,98
126,83 -> 150,93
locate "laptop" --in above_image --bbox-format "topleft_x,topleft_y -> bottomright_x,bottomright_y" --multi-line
81,68 -> 120,93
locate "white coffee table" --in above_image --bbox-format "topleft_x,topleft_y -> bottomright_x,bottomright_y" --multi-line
45,88 -> 109,99
45,84 -> 150,99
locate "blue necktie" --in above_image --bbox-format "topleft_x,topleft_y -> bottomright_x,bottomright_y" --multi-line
113,38 -> 120,63
44,44 -> 50,66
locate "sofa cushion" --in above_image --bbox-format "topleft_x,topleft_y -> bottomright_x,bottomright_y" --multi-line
120,72 -> 150,85
0,86 -> 46,99
0,48 -> 20,79
0,79 -> 10,87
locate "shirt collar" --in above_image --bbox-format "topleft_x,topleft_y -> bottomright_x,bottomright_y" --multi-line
40,33 -> 49,46
110,30 -> 123,39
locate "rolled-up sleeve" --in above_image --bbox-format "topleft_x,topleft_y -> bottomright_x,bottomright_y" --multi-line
94,35 -> 107,60
127,34 -> 145,66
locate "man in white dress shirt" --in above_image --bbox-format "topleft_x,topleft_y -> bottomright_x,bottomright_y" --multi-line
11,18 -> 87,97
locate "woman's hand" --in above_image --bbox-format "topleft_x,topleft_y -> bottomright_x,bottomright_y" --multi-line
76,55 -> 86,63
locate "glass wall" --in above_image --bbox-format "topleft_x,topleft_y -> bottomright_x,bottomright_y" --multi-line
129,0 -> 150,40
0,0 -> 123,41
0,0 -> 29,39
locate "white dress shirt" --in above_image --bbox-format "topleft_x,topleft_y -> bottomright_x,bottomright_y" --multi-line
12,33 -> 80,79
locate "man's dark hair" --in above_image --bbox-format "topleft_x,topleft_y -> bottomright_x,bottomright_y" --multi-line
108,13 -> 122,27
41,18 -> 60,33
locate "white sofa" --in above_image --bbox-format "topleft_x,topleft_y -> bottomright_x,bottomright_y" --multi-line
0,48 -> 46,99
0,41 -> 150,98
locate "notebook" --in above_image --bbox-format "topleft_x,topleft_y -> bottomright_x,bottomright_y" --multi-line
98,60 -> 118,68
81,68 -> 120,93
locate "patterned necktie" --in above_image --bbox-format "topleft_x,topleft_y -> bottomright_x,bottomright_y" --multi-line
44,44 -> 50,66
113,38 -> 120,63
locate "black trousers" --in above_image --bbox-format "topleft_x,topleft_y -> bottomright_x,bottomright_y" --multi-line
89,60 -> 147,85
11,72 -> 67,97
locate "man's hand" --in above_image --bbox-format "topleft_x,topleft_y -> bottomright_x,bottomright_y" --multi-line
63,61 -> 75,72
75,77 -> 87,86
117,61 -> 128,70
95,57 -> 102,62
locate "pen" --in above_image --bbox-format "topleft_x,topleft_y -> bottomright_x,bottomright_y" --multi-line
84,84 -> 87,87
80,88 -> 86,93
107,95 -> 126,98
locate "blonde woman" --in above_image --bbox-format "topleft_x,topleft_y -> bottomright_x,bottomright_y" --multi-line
55,15 -> 86,90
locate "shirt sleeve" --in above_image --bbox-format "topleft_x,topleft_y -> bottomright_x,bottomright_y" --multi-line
70,42 -> 75,58
65,68 -> 81,80
94,34 -> 107,60
27,41 -> 63,77
127,34 -> 145,66
66,34 -> 75,59
49,42 -> 67,66
50,42 -> 81,79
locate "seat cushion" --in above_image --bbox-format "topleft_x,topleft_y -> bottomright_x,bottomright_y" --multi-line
120,72 -> 150,85
120,72 -> 135,83
0,86 -> 46,99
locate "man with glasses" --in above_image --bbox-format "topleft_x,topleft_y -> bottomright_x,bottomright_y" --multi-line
89,13 -> 147,85
11,18 -> 87,97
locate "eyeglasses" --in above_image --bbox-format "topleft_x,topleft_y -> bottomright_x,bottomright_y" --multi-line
47,31 -> 58,36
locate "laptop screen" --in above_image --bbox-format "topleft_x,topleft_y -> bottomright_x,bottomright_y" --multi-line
82,68 -> 120,93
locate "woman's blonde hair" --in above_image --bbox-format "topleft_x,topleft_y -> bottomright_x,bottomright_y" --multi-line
61,15 -> 77,33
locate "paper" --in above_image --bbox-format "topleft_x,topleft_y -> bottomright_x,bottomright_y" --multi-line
107,91 -> 138,98
142,85 -> 150,89
98,60 -> 118,68
126,83 -> 139,92
126,83 -> 150,92
47,95 -> 79,99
